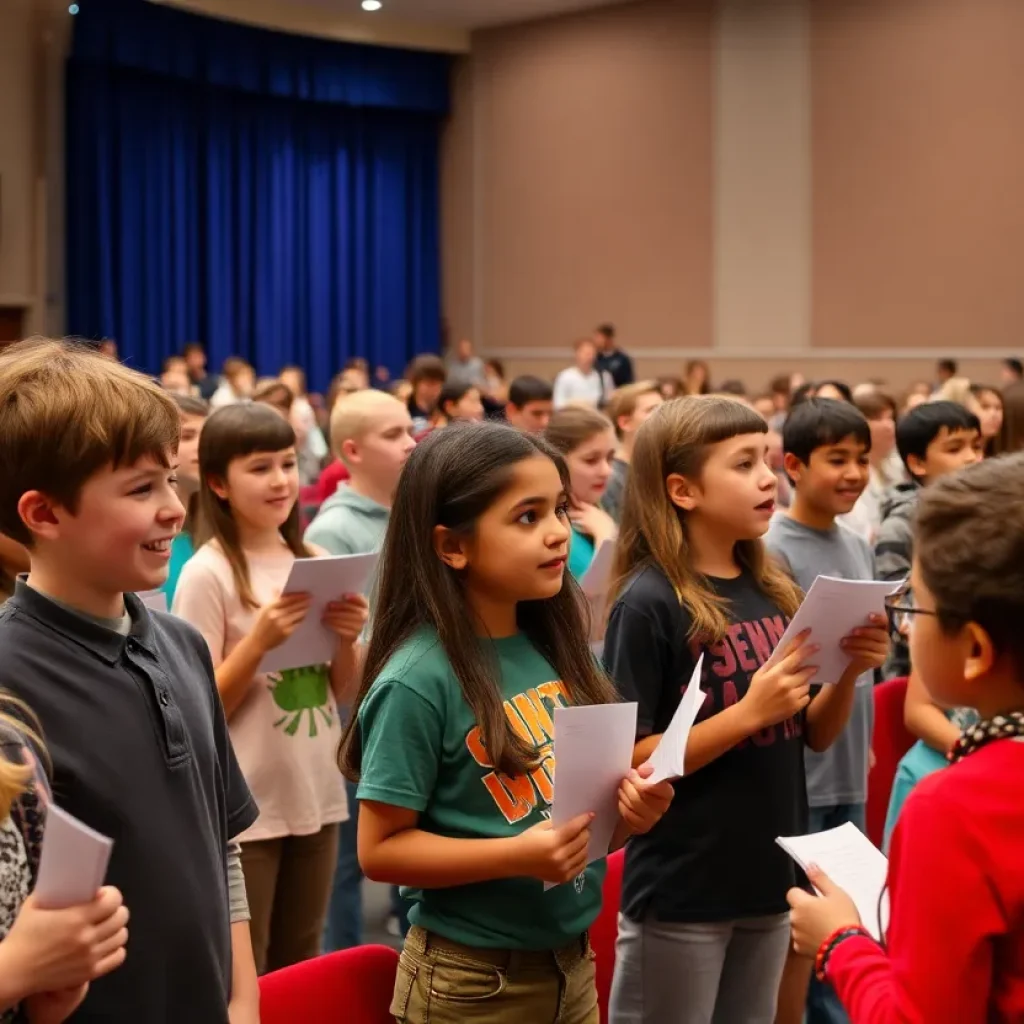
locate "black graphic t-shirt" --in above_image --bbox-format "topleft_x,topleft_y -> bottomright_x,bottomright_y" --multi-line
604,565 -> 807,923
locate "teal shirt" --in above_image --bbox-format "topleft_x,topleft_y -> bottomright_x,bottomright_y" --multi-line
357,629 -> 605,950
568,527 -> 595,580
161,532 -> 194,607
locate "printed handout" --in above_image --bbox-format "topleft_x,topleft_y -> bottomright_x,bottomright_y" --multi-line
36,805 -> 114,910
548,701 -> 638,888
260,552 -> 379,674
777,821 -> 890,940
642,655 -> 705,783
762,575 -> 903,685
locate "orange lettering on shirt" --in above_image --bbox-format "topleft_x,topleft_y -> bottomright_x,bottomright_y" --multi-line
481,771 -> 537,824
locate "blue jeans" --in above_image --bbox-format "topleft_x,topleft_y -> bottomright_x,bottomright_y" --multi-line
323,779 -> 363,951
805,803 -> 865,1024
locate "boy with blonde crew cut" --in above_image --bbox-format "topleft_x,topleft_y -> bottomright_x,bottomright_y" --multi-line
304,389 -> 416,557
0,339 -> 259,1023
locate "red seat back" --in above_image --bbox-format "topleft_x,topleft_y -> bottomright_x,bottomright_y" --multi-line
258,945 -> 399,1024
866,677 -> 914,847
592,849 -> 625,1023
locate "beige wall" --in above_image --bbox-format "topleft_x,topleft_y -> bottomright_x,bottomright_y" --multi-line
811,0 -> 1024,353
443,0 -> 1024,392
0,0 -> 67,337
443,0 -> 715,359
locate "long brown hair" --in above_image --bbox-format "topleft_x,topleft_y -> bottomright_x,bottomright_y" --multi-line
997,381 -> 1024,455
610,396 -> 801,642
339,422 -> 618,781
196,403 -> 314,610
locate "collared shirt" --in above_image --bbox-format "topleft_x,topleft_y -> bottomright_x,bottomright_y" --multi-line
0,581 -> 257,1023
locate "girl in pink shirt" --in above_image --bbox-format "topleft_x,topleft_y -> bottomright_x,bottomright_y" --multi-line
173,403 -> 367,975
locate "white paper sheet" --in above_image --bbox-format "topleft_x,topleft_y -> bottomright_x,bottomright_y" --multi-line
776,821 -> 890,940
642,655 -> 705,783
548,702 -> 637,887
260,552 -> 379,674
138,590 -> 168,613
579,539 -> 615,598
762,575 -> 902,685
35,805 -> 114,910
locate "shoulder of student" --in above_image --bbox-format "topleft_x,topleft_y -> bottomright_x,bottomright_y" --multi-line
611,564 -> 692,633
366,629 -> 456,714
303,508 -> 361,556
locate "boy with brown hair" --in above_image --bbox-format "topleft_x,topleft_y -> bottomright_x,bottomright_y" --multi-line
0,339 -> 259,1023
600,380 -> 663,522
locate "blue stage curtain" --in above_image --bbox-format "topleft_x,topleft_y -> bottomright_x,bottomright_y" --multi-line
66,0 -> 448,389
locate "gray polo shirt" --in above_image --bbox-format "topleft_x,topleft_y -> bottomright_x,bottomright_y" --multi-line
0,581 -> 257,1023
765,515 -> 876,808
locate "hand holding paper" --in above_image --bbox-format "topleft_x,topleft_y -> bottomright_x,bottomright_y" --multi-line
642,655 -> 706,783
259,552 -> 378,673
778,821 -> 890,942
617,763 -> 675,835
763,576 -> 902,685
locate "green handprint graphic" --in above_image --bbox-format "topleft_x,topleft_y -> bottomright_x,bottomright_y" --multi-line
269,664 -> 333,737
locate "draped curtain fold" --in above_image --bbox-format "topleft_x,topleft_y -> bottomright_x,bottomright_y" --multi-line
66,0 -> 448,388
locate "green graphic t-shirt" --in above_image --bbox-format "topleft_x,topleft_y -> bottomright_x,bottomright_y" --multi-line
357,628 -> 606,950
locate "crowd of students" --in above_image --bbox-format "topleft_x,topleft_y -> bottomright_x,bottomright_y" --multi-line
0,332 -> 1021,1024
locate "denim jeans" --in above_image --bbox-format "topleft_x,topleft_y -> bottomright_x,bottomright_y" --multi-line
805,803 -> 866,1024
322,778 -> 363,951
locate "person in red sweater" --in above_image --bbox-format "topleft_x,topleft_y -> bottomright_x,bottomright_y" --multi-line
788,452 -> 1024,1023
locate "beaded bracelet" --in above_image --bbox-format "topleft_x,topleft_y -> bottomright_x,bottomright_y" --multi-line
815,925 -> 872,982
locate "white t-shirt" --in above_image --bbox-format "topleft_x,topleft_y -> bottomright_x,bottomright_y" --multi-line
173,540 -> 347,842
553,366 -> 614,409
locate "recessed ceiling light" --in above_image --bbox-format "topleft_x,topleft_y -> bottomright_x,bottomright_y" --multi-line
361,0 -> 382,10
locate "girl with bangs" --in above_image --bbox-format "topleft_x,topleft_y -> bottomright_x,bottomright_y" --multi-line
173,403 -> 368,975
604,397 -> 872,1024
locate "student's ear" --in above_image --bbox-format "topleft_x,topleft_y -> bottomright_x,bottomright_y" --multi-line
16,491 -> 63,542
782,452 -> 805,485
340,438 -> 360,467
666,473 -> 700,512
963,621 -> 996,684
433,524 -> 469,571
616,413 -> 631,437
206,475 -> 230,502
905,453 -> 927,482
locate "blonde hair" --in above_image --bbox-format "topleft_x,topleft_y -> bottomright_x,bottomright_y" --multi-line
933,376 -> 974,408
0,338 -> 179,545
329,390 -> 410,460
544,406 -> 614,456
605,381 -> 661,440
0,697 -> 46,822
611,396 -> 802,643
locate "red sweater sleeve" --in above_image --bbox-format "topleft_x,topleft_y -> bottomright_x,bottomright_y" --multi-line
827,786 -> 1001,1022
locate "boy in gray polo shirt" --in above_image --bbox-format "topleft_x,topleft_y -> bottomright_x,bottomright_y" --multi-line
0,340 -> 258,1024
766,398 -> 878,1024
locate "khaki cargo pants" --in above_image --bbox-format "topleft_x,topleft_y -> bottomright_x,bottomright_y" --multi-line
391,925 -> 599,1023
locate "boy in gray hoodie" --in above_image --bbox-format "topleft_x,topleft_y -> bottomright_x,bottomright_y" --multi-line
305,390 -> 415,556
305,389 -> 415,951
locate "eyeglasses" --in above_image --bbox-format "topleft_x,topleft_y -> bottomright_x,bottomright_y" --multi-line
884,588 -> 938,639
